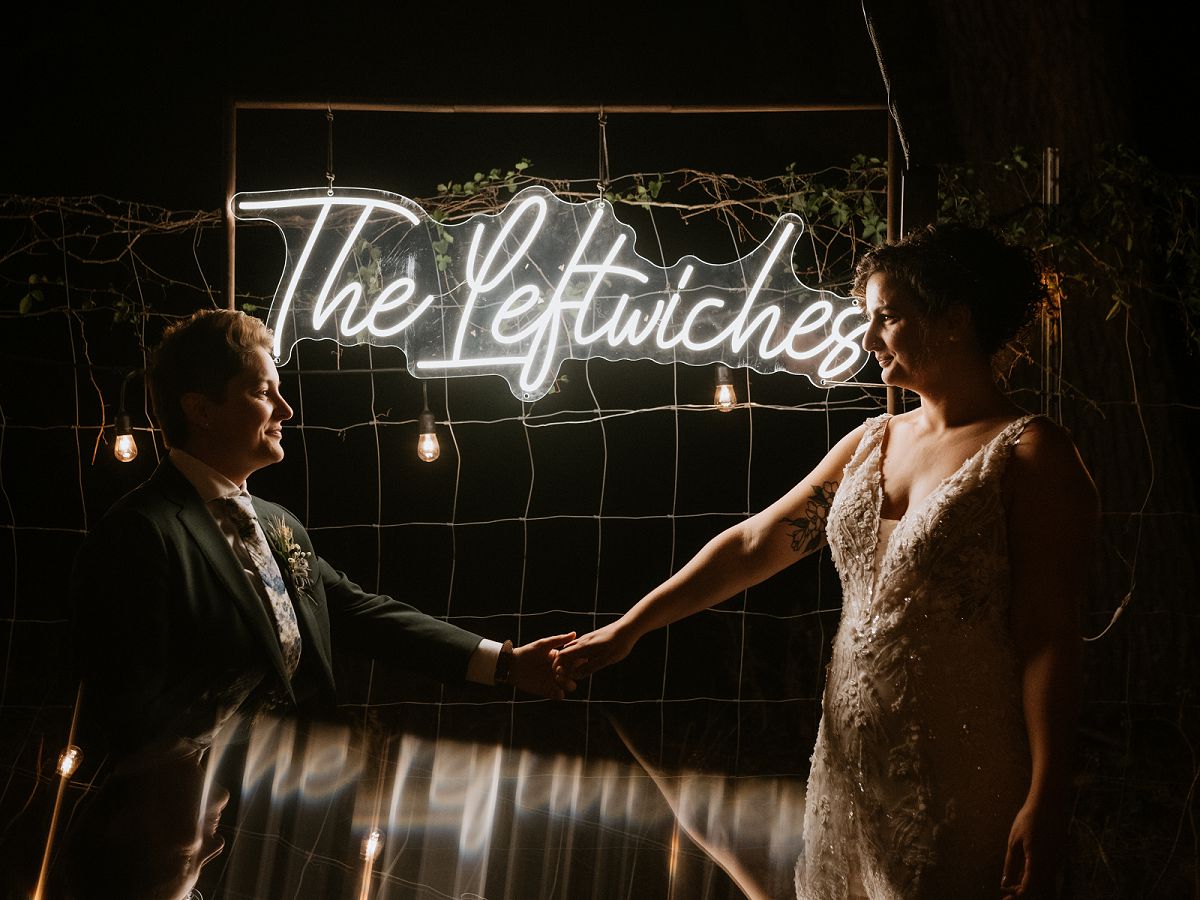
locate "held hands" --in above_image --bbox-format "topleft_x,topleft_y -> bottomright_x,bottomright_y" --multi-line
509,632 -> 578,700
552,620 -> 639,682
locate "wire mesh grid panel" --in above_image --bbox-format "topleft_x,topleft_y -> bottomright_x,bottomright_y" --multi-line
2,112 -> 1198,896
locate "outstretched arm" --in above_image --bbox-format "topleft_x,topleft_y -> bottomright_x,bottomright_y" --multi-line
555,423 -> 868,680
1001,420 -> 1098,897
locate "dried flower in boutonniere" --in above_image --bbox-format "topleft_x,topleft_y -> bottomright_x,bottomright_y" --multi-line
265,516 -> 314,600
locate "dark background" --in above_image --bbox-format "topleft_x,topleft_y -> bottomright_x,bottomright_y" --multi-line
3,3 -> 884,204
4,0 -> 1191,196
3,2 -> 1198,897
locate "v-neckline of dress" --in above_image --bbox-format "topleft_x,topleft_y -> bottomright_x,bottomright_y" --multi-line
868,413 -> 1034,593
873,413 -> 1033,527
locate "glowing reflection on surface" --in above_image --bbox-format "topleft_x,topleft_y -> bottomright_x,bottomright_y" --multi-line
203,714 -> 807,899
238,716 -> 362,803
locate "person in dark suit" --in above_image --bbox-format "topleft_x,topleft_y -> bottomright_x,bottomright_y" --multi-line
71,308 -> 575,757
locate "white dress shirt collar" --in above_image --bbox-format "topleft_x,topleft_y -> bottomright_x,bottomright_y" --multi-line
170,448 -> 246,502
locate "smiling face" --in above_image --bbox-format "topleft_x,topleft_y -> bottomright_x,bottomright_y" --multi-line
861,272 -> 934,389
183,346 -> 292,485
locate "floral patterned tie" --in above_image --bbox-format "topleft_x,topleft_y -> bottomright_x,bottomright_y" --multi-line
213,494 -> 302,678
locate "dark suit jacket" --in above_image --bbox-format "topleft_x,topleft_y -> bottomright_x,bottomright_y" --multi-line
70,458 -> 482,754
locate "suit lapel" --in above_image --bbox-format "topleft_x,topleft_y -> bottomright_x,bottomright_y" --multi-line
156,460 -> 295,698
251,498 -> 335,691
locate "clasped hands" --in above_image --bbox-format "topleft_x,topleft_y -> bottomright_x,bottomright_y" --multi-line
511,620 -> 637,700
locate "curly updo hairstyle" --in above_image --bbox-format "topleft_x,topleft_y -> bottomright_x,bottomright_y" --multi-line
852,223 -> 1048,357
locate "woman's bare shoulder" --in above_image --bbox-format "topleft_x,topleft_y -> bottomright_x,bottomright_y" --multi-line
1010,416 -> 1098,507
1015,416 -> 1082,460
827,417 -> 880,464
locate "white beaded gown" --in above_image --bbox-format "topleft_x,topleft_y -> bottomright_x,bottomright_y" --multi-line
795,414 -> 1037,899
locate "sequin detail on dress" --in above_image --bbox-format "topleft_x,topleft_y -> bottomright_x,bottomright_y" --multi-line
795,414 -> 1036,899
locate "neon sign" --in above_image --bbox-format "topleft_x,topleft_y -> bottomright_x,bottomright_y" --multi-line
235,186 -> 868,401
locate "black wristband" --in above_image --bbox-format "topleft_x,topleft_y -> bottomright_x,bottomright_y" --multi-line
495,639 -> 515,685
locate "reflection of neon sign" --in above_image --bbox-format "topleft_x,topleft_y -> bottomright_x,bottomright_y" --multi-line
236,186 -> 868,400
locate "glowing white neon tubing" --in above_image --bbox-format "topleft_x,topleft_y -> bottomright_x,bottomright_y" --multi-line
817,308 -> 869,379
568,223 -> 649,345
718,222 -> 796,356
516,214 -> 649,392
238,196 -> 421,222
362,278 -> 435,338
456,194 -> 548,363
237,195 -> 423,358
234,186 -> 870,398
313,203 -> 375,331
269,201 -> 330,359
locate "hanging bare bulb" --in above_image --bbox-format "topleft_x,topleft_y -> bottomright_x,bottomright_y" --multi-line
361,828 -> 384,862
713,365 -> 737,412
417,408 -> 440,462
114,411 -> 138,462
56,745 -> 82,778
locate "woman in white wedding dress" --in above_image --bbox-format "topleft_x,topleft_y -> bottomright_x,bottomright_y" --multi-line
556,224 -> 1098,899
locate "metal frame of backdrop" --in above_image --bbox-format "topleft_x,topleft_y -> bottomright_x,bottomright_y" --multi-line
222,100 -> 901,414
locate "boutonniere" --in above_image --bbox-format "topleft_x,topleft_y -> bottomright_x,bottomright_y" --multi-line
264,516 -> 314,601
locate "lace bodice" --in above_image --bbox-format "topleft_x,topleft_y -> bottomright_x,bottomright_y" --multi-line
796,414 -> 1036,899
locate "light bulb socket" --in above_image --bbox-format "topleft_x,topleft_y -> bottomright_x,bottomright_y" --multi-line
418,408 -> 437,432
715,364 -> 733,386
115,411 -> 134,436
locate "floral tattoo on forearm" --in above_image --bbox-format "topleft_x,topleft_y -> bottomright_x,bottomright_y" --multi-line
782,481 -> 838,555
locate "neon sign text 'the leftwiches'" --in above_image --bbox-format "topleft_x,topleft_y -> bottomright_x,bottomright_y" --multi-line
235,186 -> 868,400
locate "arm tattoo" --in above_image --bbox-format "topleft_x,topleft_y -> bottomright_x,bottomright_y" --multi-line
782,480 -> 838,555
